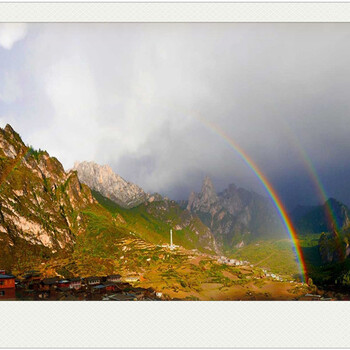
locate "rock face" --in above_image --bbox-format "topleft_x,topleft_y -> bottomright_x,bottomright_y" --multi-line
0,124 -> 96,268
186,176 -> 284,249
73,161 -> 149,209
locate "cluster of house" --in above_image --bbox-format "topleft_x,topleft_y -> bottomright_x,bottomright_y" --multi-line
261,269 -> 284,281
217,256 -> 249,266
0,269 -> 160,300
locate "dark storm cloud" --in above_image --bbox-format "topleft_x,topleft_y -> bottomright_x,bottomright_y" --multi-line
1,23 -> 350,209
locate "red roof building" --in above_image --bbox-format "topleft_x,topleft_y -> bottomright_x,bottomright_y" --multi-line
0,274 -> 15,289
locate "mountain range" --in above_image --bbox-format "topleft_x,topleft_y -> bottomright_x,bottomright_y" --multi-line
3,123 -> 350,284
0,125 -> 219,272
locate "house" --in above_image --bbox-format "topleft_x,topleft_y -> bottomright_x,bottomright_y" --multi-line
91,284 -> 106,293
106,274 -> 122,283
23,271 -> 41,289
69,278 -> 82,290
103,282 -> 117,292
40,277 -> 59,291
57,279 -> 70,290
123,276 -> 139,283
0,274 -> 15,289
0,288 -> 15,300
85,276 -> 101,286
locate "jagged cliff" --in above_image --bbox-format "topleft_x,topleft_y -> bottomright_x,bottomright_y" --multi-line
185,176 -> 284,249
73,161 -> 149,209
0,124 -> 97,269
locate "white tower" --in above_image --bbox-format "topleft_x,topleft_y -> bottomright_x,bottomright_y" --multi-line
170,229 -> 173,249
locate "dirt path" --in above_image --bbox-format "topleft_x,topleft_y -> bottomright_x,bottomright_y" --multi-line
254,253 -> 275,266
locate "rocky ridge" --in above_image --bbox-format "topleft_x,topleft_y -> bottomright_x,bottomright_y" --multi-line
185,176 -> 284,249
0,124 -> 97,269
73,161 -> 149,209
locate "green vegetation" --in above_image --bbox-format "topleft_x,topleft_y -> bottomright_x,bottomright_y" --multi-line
27,145 -> 45,160
92,190 -> 215,253
233,239 -> 300,278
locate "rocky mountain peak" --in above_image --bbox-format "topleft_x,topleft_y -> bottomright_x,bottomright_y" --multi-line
186,177 -> 284,249
187,176 -> 218,213
200,176 -> 218,204
4,123 -> 16,135
73,161 -> 149,208
0,124 -> 25,159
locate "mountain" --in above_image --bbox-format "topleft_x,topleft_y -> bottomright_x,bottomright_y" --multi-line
0,124 -> 107,270
185,176 -> 284,250
73,161 -> 149,209
294,198 -> 350,234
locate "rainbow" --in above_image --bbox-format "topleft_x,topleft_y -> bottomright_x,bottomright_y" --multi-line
280,123 -> 340,233
196,116 -> 308,282
280,123 -> 344,260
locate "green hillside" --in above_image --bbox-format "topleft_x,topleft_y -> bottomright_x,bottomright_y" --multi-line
92,190 -> 217,254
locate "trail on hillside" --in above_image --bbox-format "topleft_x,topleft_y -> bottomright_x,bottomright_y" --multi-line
254,253 -> 275,266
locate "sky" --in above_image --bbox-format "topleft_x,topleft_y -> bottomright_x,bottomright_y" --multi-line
1,23 -> 350,209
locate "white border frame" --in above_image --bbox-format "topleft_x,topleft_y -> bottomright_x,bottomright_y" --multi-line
1,2 -> 350,22
1,3 -> 350,348
2,301 -> 350,348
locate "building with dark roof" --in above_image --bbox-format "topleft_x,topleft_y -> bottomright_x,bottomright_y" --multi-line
0,274 -> 15,289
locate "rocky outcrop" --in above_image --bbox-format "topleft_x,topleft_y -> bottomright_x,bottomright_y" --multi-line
0,124 -> 96,260
73,161 -> 149,208
186,177 -> 284,249
188,176 -> 218,213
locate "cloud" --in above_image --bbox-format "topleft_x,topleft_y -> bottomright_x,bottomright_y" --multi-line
0,72 -> 22,103
2,23 -> 350,208
0,23 -> 28,50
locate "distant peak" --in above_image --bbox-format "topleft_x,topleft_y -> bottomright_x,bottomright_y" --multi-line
202,176 -> 215,191
325,197 -> 343,207
74,160 -> 113,171
228,183 -> 237,192
73,160 -> 149,208
200,176 -> 218,203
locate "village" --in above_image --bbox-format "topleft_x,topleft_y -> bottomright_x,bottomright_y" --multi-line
0,230 -> 329,301
0,269 -> 163,301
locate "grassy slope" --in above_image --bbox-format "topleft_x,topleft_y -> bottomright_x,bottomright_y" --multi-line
92,190 -> 215,253
232,239 -> 301,278
231,232 -> 342,285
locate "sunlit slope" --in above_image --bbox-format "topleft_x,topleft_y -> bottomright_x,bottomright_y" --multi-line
233,239 -> 301,277
92,190 -> 218,254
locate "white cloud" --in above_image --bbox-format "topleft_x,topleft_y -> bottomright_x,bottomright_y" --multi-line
3,23 -> 350,207
0,23 -> 28,50
0,72 -> 22,103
